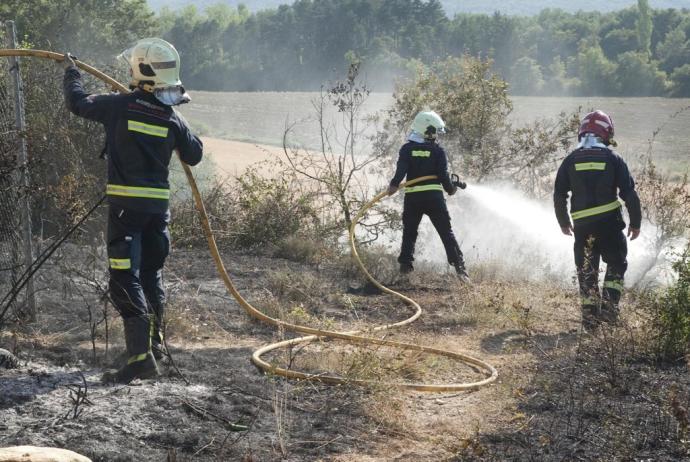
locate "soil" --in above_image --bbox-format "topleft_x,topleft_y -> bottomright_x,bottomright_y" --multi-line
2,246 -> 688,461
0,246 -> 539,461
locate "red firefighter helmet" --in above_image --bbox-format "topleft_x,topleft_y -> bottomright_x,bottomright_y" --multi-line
578,110 -> 615,145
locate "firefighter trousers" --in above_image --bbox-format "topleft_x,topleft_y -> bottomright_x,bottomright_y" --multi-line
573,225 -> 627,323
106,204 -> 170,329
398,191 -> 464,268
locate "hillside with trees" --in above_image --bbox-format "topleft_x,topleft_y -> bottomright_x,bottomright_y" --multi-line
147,0 -> 685,16
152,0 -> 690,95
3,0 -> 690,95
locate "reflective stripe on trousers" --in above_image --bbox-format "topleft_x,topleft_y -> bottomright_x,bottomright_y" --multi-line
109,258 -> 131,270
603,279 -> 624,293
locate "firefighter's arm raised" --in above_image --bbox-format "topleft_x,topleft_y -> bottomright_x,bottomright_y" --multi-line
62,58 -> 116,124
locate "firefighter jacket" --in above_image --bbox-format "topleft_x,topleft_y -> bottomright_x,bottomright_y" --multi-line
63,66 -> 203,213
390,140 -> 455,194
554,144 -> 641,231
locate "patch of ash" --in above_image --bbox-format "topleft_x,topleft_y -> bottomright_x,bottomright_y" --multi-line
0,360 -> 233,460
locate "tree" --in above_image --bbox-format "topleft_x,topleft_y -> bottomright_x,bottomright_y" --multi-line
282,62 -> 397,242
615,51 -> 667,96
542,56 -> 578,95
509,56 -> 544,95
670,64 -> 690,97
636,157 -> 690,283
382,56 -> 512,179
601,28 -> 638,59
636,0 -> 653,56
656,26 -> 690,73
0,0 -> 155,65
380,55 -> 579,197
577,45 -> 618,95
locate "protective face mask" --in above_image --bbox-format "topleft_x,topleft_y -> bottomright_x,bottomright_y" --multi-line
154,86 -> 191,106
578,133 -> 608,149
407,131 -> 426,143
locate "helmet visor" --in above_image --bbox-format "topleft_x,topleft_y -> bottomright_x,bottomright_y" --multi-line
117,46 -> 133,67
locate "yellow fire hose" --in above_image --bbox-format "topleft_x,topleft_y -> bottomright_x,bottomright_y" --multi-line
0,49 -> 497,392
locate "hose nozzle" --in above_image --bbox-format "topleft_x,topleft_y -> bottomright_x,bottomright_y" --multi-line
451,173 -> 467,190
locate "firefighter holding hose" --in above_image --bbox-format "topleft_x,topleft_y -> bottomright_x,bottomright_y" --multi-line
387,111 -> 469,282
554,110 -> 641,330
61,38 -> 203,383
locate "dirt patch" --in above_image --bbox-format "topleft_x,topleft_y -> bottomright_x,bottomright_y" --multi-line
200,137 -> 285,177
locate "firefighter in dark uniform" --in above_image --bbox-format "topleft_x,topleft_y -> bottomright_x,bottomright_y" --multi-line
387,111 -> 469,281
554,110 -> 641,330
62,38 -> 203,383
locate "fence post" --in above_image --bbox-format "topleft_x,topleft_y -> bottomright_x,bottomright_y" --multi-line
6,20 -> 36,320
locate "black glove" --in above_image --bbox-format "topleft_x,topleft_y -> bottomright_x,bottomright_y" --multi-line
62,53 -> 77,70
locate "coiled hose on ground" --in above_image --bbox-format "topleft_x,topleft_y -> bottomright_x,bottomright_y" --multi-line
0,49 -> 497,392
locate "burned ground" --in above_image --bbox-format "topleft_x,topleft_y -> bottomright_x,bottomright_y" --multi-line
1,247 -> 688,461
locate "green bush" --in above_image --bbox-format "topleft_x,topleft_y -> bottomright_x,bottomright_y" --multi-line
170,166 -> 321,251
233,169 -> 318,248
649,246 -> 690,362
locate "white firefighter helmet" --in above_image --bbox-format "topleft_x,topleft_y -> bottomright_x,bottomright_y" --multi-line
119,38 -> 190,105
411,111 -> 446,139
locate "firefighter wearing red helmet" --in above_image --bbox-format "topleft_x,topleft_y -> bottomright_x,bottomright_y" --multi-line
553,110 -> 641,330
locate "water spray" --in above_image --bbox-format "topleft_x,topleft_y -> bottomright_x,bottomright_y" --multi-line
420,181 -> 674,286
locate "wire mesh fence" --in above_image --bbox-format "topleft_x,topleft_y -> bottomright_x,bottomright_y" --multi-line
0,21 -> 30,318
0,20 -> 111,328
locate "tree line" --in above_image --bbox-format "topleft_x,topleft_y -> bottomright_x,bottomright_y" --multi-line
158,0 -> 690,96
2,0 -> 690,96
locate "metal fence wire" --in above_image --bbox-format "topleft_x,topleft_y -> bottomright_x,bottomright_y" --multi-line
0,23 -> 26,312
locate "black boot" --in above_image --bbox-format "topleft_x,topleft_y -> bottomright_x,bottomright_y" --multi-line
601,281 -> 622,325
581,304 -> 601,332
399,262 -> 414,274
150,303 -> 166,361
453,261 -> 471,284
102,316 -> 159,384
599,300 -> 620,325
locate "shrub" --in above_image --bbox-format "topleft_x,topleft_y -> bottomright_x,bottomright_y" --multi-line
646,245 -> 690,362
635,157 -> 690,281
170,165 -> 321,251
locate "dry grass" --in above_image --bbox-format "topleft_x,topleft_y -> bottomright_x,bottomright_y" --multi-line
3,242 -> 688,461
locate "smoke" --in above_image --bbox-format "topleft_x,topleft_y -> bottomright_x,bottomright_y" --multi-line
415,183 -> 677,287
